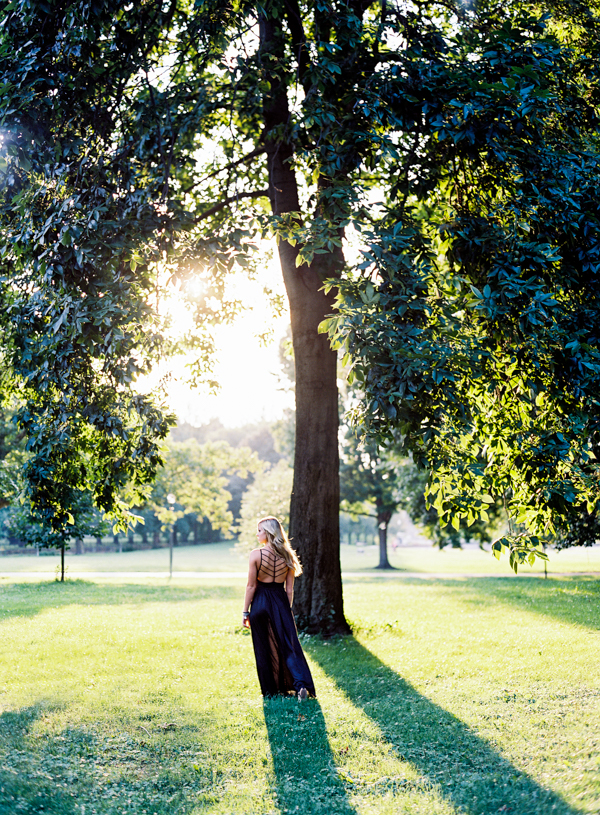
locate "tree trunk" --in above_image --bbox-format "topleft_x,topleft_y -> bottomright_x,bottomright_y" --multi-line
60,543 -> 65,582
375,510 -> 394,570
286,253 -> 346,632
260,14 -> 349,635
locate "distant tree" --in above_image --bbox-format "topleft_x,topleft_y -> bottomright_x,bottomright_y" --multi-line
170,420 -> 283,529
2,486 -> 109,581
271,409 -> 296,466
340,431 -> 402,569
552,510 -> 600,550
147,440 -> 260,536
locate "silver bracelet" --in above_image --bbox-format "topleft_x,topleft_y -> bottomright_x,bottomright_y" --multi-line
242,611 -> 250,617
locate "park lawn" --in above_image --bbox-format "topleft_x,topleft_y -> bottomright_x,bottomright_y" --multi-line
1,540 -> 600,576
0,575 -> 599,815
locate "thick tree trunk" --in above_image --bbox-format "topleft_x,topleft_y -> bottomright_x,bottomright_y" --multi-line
260,14 -> 349,635
285,249 -> 346,632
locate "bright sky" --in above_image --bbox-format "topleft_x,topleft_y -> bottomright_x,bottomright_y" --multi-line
143,249 -> 294,428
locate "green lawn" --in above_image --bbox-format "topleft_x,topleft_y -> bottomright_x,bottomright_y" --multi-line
1,574 -> 599,814
2,540 -> 600,577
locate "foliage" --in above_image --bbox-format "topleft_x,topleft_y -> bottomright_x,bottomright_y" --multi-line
324,2 -> 600,570
396,459 -> 504,549
340,431 -> 402,523
235,459 -> 294,554
2,492 -> 109,551
147,439 -> 259,533
0,445 -> 109,549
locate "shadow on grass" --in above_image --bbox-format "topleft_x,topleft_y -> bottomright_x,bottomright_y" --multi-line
308,637 -> 583,815
263,697 -> 356,815
0,704 -> 79,814
451,575 -> 600,633
343,573 -> 600,633
0,581 -> 239,622
0,702 -> 220,815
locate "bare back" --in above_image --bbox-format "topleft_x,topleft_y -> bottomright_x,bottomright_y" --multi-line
257,547 -> 288,584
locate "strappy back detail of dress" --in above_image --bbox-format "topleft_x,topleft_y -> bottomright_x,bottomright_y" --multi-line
257,548 -> 288,584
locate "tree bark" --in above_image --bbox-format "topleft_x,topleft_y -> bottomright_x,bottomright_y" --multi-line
375,509 -> 394,569
260,13 -> 349,635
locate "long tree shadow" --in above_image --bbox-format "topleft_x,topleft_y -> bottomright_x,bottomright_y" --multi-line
263,697 -> 357,814
0,581 -> 239,622
308,637 -> 584,815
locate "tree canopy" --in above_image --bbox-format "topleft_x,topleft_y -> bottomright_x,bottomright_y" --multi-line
325,1 -> 600,569
2,0 -> 599,622
148,438 -> 259,532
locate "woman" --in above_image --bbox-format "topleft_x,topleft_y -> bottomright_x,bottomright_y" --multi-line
242,516 -> 316,700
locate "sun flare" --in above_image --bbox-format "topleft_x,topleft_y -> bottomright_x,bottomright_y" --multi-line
137,250 -> 293,428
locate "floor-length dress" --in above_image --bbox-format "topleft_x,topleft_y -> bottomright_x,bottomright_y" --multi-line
249,549 -> 316,697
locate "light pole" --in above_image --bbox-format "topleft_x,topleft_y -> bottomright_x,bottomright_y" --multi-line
167,493 -> 176,579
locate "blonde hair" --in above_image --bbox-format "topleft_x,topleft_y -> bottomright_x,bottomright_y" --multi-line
258,516 -> 303,576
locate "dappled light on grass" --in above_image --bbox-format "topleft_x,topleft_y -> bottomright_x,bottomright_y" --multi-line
0,577 -> 599,813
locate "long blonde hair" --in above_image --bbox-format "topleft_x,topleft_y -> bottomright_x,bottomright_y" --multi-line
258,516 -> 303,576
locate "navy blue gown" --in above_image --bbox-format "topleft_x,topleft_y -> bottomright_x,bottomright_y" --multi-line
249,549 -> 316,698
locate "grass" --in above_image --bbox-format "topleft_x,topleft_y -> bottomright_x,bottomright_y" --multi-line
1,574 -> 599,814
2,540 -> 600,577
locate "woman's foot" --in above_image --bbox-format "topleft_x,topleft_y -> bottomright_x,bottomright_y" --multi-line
298,687 -> 308,701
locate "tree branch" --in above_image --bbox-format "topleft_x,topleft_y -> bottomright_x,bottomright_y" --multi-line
283,0 -> 313,94
182,147 -> 267,194
351,0 -> 378,16
194,189 -> 269,222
